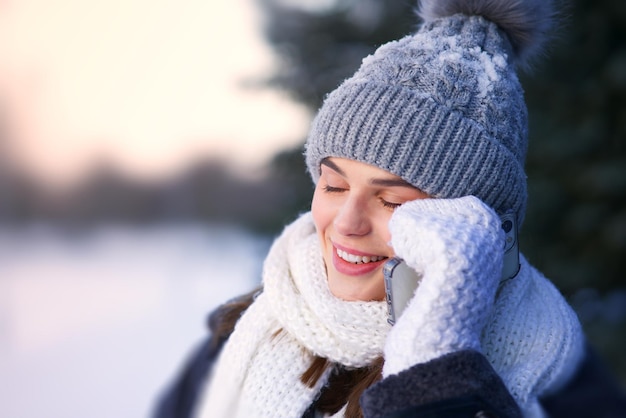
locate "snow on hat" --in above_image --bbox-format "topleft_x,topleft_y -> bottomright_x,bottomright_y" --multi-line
305,0 -> 555,226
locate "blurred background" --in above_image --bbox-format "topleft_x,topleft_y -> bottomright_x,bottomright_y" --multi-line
0,0 -> 624,417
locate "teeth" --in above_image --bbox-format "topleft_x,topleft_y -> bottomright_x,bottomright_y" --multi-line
336,248 -> 385,264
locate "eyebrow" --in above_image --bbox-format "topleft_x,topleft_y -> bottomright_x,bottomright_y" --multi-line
320,159 -> 416,189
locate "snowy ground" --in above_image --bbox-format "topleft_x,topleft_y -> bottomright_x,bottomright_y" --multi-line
0,223 -> 270,418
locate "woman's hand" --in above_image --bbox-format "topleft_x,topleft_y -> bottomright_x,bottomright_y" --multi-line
383,196 -> 504,376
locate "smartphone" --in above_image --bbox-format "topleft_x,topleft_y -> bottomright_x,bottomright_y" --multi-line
500,212 -> 520,283
384,213 -> 520,325
383,257 -> 421,325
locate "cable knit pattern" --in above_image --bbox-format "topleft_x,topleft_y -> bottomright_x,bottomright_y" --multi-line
194,212 -> 390,418
383,196 -> 504,373
305,10 -> 536,227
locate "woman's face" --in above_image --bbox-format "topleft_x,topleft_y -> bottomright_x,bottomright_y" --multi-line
311,157 -> 430,301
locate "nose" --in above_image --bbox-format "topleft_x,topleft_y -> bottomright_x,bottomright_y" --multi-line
333,195 -> 371,236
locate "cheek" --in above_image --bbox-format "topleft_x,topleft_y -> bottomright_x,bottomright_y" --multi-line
378,214 -> 393,247
311,187 -> 330,234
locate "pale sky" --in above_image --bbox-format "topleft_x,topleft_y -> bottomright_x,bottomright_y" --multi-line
0,0 -> 311,185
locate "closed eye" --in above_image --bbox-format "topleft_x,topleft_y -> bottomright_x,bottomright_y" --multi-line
380,198 -> 401,210
323,185 -> 346,193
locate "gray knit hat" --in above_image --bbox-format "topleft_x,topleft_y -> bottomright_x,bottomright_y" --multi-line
305,0 -> 555,226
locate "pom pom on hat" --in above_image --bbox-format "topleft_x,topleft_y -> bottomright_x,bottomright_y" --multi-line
305,0 -> 556,226
417,0 -> 556,70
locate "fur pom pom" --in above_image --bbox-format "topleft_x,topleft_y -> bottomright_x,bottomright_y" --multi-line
416,0 -> 556,69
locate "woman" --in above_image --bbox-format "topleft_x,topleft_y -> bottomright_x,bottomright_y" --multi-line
154,0 -> 626,417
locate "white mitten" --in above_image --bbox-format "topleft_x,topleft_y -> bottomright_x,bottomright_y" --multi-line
383,196 -> 504,377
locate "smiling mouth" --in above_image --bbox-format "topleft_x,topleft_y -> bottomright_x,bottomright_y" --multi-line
336,248 -> 387,264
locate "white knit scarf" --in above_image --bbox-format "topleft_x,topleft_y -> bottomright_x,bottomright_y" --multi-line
194,212 -> 583,418
194,213 -> 391,418
482,254 -> 584,417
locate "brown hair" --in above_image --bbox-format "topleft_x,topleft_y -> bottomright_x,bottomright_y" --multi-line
302,355 -> 384,418
212,288 -> 384,418
208,287 -> 261,348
